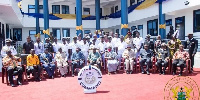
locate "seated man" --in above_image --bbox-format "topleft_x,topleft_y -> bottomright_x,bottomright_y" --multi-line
140,44 -> 153,75
2,50 -> 23,87
88,47 -> 101,68
172,44 -> 189,76
55,48 -> 68,77
27,49 -> 42,81
155,43 -> 169,75
122,45 -> 136,74
71,47 -> 85,77
40,49 -> 56,79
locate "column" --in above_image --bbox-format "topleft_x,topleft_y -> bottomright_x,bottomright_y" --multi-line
121,0 -> 128,36
95,0 -> 100,37
76,0 -> 83,37
159,2 -> 166,39
35,0 -> 40,34
43,0 -> 49,38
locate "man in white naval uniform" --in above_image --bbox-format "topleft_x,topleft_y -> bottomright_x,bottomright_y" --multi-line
52,38 -> 61,53
81,37 -> 89,65
112,33 -> 120,48
70,37 -> 81,54
1,39 -> 17,57
132,31 -> 144,59
117,36 -> 127,67
98,36 -> 107,68
34,37 -> 44,55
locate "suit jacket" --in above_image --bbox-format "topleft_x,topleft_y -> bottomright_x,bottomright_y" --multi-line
144,40 -> 154,50
40,53 -> 53,64
185,38 -> 198,55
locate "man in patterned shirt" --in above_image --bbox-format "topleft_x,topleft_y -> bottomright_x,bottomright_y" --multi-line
88,47 -> 101,68
172,44 -> 189,76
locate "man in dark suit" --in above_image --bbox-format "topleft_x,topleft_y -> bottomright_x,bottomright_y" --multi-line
144,34 -> 154,51
185,33 -> 198,72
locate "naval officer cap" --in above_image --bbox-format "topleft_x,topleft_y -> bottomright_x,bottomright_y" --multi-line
73,36 -> 77,39
127,44 -> 132,48
146,34 -> 151,37
5,39 -> 12,43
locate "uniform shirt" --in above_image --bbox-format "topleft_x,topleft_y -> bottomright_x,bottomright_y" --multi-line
173,50 -> 189,60
133,37 -> 144,50
1,45 -> 17,57
77,40 -> 84,45
81,42 -> 89,53
122,49 -> 136,59
106,42 -> 113,49
125,37 -> 133,48
88,52 -> 101,62
55,52 -> 68,66
117,41 -> 127,55
89,44 -> 99,50
23,41 -> 34,54
70,42 -> 81,53
2,55 -> 19,68
112,38 -> 120,47
185,38 -> 198,54
144,40 -> 154,50
34,42 -> 44,55
44,43 -> 54,53
140,49 -> 153,59
27,54 -> 40,67
96,39 -> 100,45
98,42 -> 106,52
156,48 -> 169,60
52,42 -> 62,53
40,53 -> 53,64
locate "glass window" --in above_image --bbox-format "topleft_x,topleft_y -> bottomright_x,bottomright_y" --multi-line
52,5 -> 60,14
166,19 -> 172,26
138,25 -> 143,30
100,8 -> 102,17
137,0 -> 144,3
62,29 -> 70,37
111,7 -> 114,14
29,30 -> 43,42
84,30 -> 91,34
52,28 -> 61,40
130,0 -> 136,5
131,26 -> 136,31
115,6 -> 118,13
13,28 -> 22,41
28,5 -> 43,13
83,8 -> 90,15
194,9 -> 200,32
116,29 -> 119,34
6,24 -> 9,39
62,5 -> 69,14
147,19 -> 158,36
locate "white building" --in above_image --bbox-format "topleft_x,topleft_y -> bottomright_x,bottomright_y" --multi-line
0,0 -> 200,46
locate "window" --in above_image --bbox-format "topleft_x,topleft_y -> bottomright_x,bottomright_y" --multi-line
52,5 -> 60,14
115,6 -> 118,13
75,7 -> 76,14
83,8 -> 90,15
84,30 -> 91,34
138,25 -> 143,30
6,24 -> 9,39
194,9 -> 200,32
62,5 -> 69,14
130,0 -> 136,5
52,28 -> 61,40
175,16 -> 185,40
147,19 -> 158,36
137,0 -> 144,3
28,5 -> 43,13
13,28 -> 22,41
166,19 -> 172,26
62,29 -> 70,37
111,7 -> 114,14
131,26 -> 136,31
29,30 -> 43,41
116,29 -> 119,34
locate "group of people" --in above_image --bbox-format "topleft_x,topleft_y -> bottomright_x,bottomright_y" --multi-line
1,29 -> 198,87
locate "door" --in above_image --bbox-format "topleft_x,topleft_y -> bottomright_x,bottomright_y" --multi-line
175,16 -> 185,40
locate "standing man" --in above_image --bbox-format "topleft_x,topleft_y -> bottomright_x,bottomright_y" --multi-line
112,33 -> 120,48
44,38 -> 54,54
1,39 -> 17,57
2,50 -> 23,87
185,33 -> 198,72
125,32 -> 133,49
117,36 -> 127,68
70,37 -> 81,53
81,37 -> 89,65
77,34 -> 83,45
140,44 -> 153,75
133,31 -> 144,59
144,34 -> 154,51
172,44 -> 189,76
23,36 -> 34,54
27,49 -> 42,81
52,38 -> 61,53
71,47 -> 85,77
34,37 -> 44,55
122,45 -> 136,74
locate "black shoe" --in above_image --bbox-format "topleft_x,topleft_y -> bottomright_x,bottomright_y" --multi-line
141,71 -> 145,74
51,76 -> 54,79
11,83 -> 15,87
129,71 -> 133,74
126,71 -> 129,74
18,80 -> 22,85
147,71 -> 150,75
27,75 -> 30,78
162,72 -> 165,75
72,74 -> 75,77
173,72 -> 176,76
179,73 -> 182,76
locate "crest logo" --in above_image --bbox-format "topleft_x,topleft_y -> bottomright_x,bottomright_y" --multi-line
164,76 -> 200,100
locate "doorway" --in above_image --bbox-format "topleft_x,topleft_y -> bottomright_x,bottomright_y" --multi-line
175,16 -> 185,40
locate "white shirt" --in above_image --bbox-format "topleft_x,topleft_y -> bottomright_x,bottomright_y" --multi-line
112,38 -> 120,47
89,44 -> 98,50
96,39 -> 100,45
52,42 -> 62,53
81,43 -> 89,54
34,42 -> 44,55
133,37 -> 144,49
1,45 -> 17,57
174,30 -> 179,39
98,42 -> 106,52
70,42 -> 81,53
77,40 -> 84,45
106,42 -> 113,49
117,41 -> 127,55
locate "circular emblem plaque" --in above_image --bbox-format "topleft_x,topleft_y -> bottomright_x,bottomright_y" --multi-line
78,65 -> 102,93
164,76 -> 200,100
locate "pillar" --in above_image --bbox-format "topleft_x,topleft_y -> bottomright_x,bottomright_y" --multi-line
76,0 -> 83,37
121,0 -> 128,36
95,0 -> 100,38
43,0 -> 49,38
35,0 -> 40,34
159,2 -> 166,39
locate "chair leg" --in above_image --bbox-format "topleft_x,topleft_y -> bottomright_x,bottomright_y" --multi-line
5,70 -> 9,85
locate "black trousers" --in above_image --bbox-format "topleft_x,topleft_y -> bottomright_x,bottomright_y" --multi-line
27,65 -> 42,79
156,59 -> 168,73
72,62 -> 84,74
7,66 -> 23,84
90,60 -> 101,68
140,58 -> 151,72
172,59 -> 185,73
189,53 -> 194,70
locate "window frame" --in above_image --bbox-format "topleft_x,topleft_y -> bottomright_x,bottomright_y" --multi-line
166,19 -> 172,26
52,28 -> 61,40
147,19 -> 158,36
138,25 -> 143,30
130,0 -> 136,6
13,28 -> 22,41
193,9 -> 200,32
83,8 -> 90,15
62,5 -> 69,14
52,5 -> 60,14
62,28 -> 70,37
28,5 -> 43,13
131,26 -> 137,32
